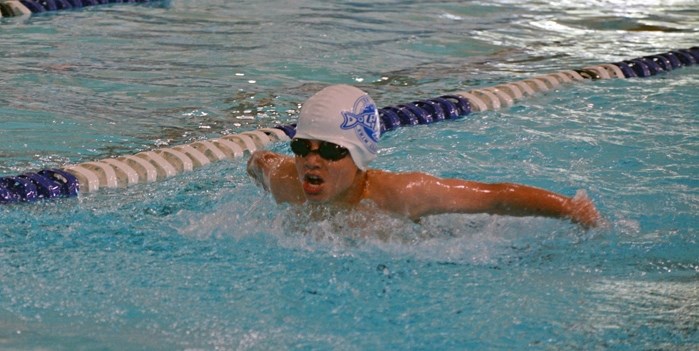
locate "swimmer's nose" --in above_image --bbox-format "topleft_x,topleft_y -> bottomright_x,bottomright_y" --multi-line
303,151 -> 323,168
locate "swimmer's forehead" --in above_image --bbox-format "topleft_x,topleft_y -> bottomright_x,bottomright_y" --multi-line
292,137 -> 344,146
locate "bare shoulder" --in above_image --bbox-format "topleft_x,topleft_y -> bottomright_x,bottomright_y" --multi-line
364,170 -> 494,219
364,170 -> 439,217
367,169 -> 440,192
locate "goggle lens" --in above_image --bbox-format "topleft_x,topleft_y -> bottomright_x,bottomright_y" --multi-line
290,138 -> 349,161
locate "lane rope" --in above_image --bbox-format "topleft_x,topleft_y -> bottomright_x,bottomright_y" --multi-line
1,47 -> 697,203
0,0 -> 159,17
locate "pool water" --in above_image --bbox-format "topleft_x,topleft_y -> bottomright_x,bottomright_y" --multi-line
1,1 -> 698,350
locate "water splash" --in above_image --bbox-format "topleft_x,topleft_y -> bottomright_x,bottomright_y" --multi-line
176,193 -> 596,266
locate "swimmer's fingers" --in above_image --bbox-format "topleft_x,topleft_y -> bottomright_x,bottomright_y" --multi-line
569,190 -> 602,229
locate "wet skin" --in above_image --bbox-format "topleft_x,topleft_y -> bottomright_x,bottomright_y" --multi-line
247,139 -> 601,228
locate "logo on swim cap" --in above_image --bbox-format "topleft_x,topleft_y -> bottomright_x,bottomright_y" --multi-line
339,95 -> 379,154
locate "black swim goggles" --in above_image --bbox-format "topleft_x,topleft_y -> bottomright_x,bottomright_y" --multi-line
290,138 -> 349,161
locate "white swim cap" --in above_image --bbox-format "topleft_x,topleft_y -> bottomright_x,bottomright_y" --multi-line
294,85 -> 381,170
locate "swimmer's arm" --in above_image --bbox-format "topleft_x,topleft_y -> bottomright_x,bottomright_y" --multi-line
247,150 -> 283,191
247,150 -> 305,204
400,174 -> 600,228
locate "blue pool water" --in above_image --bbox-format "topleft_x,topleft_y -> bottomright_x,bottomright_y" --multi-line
1,1 -> 698,350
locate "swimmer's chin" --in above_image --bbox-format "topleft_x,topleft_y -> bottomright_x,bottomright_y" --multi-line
302,193 -> 331,203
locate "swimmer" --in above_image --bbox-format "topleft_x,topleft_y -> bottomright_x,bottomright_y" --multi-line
247,85 -> 601,228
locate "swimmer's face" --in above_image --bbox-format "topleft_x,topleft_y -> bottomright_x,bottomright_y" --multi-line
293,139 -> 360,203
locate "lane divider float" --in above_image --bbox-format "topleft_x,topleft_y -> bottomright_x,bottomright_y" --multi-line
1,47 -> 697,203
0,0 -> 160,17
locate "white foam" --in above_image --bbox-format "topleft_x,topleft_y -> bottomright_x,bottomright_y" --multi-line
176,193 -> 588,266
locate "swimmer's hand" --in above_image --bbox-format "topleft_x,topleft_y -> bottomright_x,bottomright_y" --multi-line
567,190 -> 602,229
247,150 -> 279,191
246,151 -> 302,204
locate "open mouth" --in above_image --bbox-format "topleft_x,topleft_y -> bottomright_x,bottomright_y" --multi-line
303,174 -> 325,196
305,174 -> 324,185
